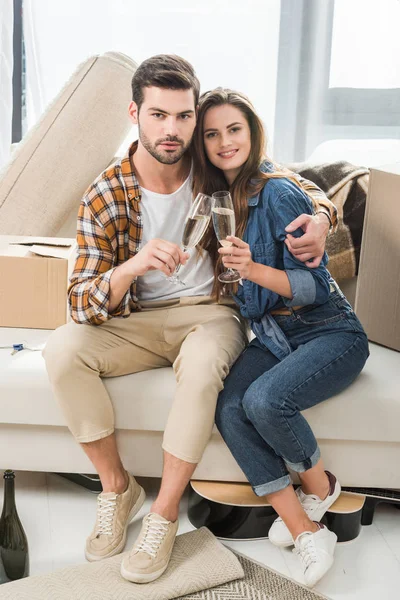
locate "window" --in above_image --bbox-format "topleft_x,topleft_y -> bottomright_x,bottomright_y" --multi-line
326,0 -> 400,129
273,0 -> 400,163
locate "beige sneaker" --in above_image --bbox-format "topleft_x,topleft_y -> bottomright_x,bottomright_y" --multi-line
120,512 -> 179,583
85,473 -> 145,562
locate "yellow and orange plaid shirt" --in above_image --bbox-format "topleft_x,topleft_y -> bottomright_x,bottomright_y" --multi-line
68,141 -> 338,326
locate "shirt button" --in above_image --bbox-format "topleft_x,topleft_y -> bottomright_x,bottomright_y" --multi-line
128,193 -> 133,199
135,246 -> 140,252
137,215 -> 141,222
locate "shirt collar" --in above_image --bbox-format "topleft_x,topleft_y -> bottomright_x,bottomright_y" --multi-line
248,192 -> 260,206
248,160 -> 275,206
120,140 -> 141,200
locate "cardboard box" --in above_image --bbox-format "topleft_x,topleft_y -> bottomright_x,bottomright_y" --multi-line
355,164 -> 400,351
0,236 -> 76,329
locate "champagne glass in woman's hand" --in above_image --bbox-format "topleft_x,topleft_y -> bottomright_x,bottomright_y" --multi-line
212,191 -> 241,283
166,193 -> 213,285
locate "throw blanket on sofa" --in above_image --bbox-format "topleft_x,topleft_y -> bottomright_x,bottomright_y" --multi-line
288,161 -> 370,281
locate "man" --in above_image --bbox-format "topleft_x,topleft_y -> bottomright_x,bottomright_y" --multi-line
43,54 -> 337,584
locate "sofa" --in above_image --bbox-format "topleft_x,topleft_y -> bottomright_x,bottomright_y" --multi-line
1,52 -> 399,488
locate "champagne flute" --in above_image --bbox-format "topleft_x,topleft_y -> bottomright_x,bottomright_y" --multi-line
211,191 -> 241,283
166,193 -> 212,285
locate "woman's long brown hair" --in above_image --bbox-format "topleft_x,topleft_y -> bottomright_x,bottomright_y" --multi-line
192,88 -> 317,300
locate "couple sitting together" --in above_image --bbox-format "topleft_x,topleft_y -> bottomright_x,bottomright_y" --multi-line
43,54 -> 369,588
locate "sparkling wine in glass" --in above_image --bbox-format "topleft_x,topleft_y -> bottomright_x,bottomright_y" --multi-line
212,191 -> 241,284
166,193 -> 212,285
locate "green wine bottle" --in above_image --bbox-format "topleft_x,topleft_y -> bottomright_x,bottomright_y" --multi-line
0,471 -> 29,584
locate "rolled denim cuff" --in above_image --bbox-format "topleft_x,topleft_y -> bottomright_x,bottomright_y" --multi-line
285,446 -> 321,473
253,474 -> 292,497
282,269 -> 317,307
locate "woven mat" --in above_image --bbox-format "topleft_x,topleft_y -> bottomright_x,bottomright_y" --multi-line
180,551 -> 329,600
0,528 -> 243,599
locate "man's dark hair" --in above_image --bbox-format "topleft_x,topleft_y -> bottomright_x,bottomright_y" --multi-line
131,54 -> 200,111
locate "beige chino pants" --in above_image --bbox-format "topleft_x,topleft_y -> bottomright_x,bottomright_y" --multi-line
43,296 -> 248,463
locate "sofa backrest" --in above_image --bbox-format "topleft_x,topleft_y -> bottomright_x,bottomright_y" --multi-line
0,52 -> 137,237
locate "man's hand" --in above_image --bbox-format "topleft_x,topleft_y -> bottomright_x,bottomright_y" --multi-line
109,239 -> 188,313
284,213 -> 330,268
218,236 -> 255,279
129,239 -> 189,278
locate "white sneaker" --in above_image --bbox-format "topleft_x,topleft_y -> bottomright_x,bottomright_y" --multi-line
268,471 -> 341,547
293,524 -> 337,588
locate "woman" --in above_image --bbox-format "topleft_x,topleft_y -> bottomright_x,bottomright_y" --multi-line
192,89 -> 369,588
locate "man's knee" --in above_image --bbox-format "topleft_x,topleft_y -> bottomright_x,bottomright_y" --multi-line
175,340 -> 230,383
43,322 -> 94,384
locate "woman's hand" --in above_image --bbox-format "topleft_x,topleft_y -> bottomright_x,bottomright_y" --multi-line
218,236 -> 255,280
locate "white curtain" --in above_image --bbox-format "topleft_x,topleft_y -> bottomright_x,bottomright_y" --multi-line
23,0 -> 281,152
274,0 -> 400,166
0,0 -> 14,169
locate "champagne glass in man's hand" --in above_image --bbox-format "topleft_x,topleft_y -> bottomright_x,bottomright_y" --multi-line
212,191 -> 241,283
166,193 -> 213,285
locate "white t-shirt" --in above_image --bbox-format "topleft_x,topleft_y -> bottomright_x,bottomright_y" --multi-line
136,172 -> 214,301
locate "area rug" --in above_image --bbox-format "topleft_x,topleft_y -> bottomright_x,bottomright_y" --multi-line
180,552 -> 329,600
0,527 -> 243,599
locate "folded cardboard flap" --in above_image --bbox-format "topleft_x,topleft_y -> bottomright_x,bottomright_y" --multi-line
3,244 -> 73,259
10,236 -> 74,246
30,244 -> 74,259
9,237 -> 76,256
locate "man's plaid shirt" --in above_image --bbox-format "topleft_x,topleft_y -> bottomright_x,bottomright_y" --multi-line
68,141 -> 338,326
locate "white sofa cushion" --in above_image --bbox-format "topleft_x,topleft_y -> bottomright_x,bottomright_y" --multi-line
1,328 -> 399,444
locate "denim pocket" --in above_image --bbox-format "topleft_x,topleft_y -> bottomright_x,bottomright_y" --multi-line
295,311 -> 346,326
251,242 -> 278,265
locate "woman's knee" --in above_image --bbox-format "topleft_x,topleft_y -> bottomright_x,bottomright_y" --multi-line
215,400 -> 238,443
215,384 -> 250,439
215,391 -> 230,431
242,386 -> 281,426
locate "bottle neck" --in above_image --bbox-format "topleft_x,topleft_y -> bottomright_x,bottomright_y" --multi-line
2,478 -> 16,516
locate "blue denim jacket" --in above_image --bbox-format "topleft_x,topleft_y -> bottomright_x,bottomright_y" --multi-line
233,162 -> 336,360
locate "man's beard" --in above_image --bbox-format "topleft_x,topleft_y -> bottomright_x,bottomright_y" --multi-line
139,128 -> 190,165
